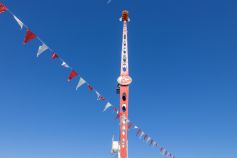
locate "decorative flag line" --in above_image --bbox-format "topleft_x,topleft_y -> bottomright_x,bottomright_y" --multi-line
95,91 -> 106,101
0,3 -> 175,158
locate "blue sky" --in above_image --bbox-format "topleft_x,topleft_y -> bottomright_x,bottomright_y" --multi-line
0,0 -> 237,158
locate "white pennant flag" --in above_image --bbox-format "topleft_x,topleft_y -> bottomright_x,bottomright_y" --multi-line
134,126 -> 139,129
37,43 -> 48,57
95,91 -> 106,101
104,102 -> 112,112
95,91 -> 102,100
146,137 -> 151,143
139,132 -> 145,138
76,78 -> 86,90
13,15 -> 24,30
61,61 -> 70,68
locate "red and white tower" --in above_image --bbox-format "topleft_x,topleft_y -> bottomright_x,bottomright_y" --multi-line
112,10 -> 132,158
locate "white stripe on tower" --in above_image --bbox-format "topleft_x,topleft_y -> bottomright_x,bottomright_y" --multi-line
121,21 -> 129,75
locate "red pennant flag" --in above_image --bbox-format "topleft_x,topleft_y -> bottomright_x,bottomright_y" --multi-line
115,112 -> 120,120
149,139 -> 154,146
88,85 -> 93,91
24,29 -> 36,44
113,107 -> 118,113
128,122 -> 134,129
144,134 -> 148,141
99,96 -> 106,101
52,52 -> 59,59
0,3 -> 7,13
68,70 -> 78,81
160,147 -> 165,154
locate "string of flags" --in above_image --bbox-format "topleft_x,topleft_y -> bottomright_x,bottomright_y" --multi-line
0,3 -> 175,158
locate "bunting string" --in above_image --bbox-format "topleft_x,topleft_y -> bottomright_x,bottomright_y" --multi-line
0,3 -> 175,158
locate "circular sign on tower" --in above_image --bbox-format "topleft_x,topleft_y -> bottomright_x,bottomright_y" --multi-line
117,75 -> 132,86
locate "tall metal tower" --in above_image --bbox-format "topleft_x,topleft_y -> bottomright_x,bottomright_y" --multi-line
112,10 -> 132,158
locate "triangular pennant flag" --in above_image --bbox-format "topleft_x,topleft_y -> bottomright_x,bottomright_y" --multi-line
113,108 -> 119,115
155,142 -> 160,148
0,3 -> 7,14
160,147 -> 165,154
68,70 -> 78,81
76,77 -> 86,90
103,102 -> 112,112
113,107 -> 118,113
153,141 -> 157,146
51,52 -> 59,59
149,139 -> 154,146
134,125 -> 139,129
37,43 -> 48,57
95,91 -> 106,101
146,137 -> 151,143
115,112 -> 120,120
99,96 -> 106,101
128,122 -> 134,129
139,131 -> 145,138
88,85 -> 93,91
61,61 -> 70,68
13,15 -> 24,29
95,91 -> 100,99
164,150 -> 168,156
169,153 -> 172,157
136,129 -> 142,136
144,134 -> 148,141
24,29 -> 36,44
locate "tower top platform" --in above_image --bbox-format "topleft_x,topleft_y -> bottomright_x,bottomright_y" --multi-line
121,10 -> 129,22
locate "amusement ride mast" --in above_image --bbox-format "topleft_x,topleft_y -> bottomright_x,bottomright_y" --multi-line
112,10 -> 132,158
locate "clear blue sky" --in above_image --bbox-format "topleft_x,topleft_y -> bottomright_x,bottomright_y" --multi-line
0,0 -> 237,158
